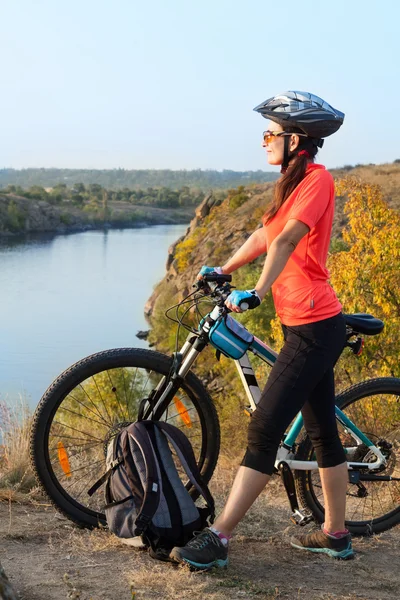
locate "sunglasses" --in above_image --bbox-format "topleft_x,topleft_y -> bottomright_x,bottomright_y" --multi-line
262,130 -> 308,144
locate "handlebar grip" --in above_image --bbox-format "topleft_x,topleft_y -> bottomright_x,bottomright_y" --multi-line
239,302 -> 249,311
203,273 -> 232,283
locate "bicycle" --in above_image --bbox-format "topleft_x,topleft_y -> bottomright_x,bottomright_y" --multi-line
30,273 -> 400,537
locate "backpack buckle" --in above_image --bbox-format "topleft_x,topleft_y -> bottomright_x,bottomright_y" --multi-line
134,513 -> 152,535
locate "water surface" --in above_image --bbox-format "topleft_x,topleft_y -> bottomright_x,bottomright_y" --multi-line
0,225 -> 187,408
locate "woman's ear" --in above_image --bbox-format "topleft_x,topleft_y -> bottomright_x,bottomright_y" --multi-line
289,134 -> 300,152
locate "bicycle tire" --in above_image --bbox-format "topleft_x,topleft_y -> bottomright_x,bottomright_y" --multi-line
30,348 -> 220,528
295,377 -> 400,536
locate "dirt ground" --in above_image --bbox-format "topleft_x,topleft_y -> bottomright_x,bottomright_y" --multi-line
0,467 -> 399,600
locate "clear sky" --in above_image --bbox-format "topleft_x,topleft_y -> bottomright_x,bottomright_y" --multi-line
1,0 -> 399,172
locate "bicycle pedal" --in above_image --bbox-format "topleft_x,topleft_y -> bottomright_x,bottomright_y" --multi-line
290,509 -> 314,526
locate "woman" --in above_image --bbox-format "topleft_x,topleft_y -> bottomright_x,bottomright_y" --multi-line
170,91 -> 352,569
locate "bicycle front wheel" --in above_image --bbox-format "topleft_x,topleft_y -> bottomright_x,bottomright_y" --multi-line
295,377 -> 400,536
30,348 -> 220,528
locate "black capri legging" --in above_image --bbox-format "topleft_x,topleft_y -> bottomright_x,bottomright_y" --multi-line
241,311 -> 347,475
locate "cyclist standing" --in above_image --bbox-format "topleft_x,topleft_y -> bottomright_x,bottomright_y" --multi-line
170,91 -> 354,568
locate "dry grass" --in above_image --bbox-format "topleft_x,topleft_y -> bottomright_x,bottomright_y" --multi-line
0,396 -> 37,494
0,459 -> 399,599
127,562 -> 282,599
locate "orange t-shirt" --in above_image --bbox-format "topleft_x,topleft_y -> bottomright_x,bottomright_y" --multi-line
263,163 -> 342,326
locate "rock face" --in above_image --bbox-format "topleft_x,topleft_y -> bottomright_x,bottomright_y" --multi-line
144,185 -> 273,319
0,194 -> 195,236
0,194 -> 85,235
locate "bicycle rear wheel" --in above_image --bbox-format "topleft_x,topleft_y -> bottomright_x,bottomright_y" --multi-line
30,348 -> 220,528
295,377 -> 400,535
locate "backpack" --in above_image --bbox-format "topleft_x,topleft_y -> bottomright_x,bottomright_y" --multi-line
88,420 -> 215,561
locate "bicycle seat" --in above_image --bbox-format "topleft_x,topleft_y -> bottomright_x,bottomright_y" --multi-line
344,313 -> 384,336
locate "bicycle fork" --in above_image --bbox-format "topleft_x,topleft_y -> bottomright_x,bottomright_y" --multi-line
140,333 -> 205,420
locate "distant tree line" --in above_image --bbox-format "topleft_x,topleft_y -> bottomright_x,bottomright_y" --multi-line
1,183 -> 206,209
0,168 -> 277,191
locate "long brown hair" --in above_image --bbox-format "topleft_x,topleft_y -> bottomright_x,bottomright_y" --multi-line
263,126 -> 319,225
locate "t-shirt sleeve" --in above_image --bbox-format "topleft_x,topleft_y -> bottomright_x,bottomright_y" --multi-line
289,171 -> 334,229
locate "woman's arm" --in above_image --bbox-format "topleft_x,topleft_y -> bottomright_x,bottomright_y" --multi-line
254,219 -> 310,300
221,228 -> 267,274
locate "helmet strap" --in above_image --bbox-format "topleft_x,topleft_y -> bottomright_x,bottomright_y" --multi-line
280,136 -> 291,174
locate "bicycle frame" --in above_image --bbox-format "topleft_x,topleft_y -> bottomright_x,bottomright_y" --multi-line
236,334 -> 387,472
155,303 -> 387,474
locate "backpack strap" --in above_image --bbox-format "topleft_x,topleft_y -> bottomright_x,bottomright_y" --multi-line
87,431 -> 123,497
152,421 -> 215,521
125,422 -> 161,535
87,456 -> 124,497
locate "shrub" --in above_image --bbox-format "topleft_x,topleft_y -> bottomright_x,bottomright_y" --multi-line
6,200 -> 25,232
174,227 -> 207,271
60,213 -> 72,225
228,186 -> 249,210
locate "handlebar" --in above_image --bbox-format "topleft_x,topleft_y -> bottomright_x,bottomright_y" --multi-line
195,275 -> 251,313
202,273 -> 232,283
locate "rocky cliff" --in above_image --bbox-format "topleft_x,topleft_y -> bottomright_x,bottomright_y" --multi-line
145,162 -> 400,328
144,184 -> 274,319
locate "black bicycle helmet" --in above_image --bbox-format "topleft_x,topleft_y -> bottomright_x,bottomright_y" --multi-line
254,91 -> 344,172
254,89 -> 344,137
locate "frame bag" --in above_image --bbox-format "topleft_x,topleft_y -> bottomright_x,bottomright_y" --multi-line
88,420 -> 215,561
209,315 -> 254,359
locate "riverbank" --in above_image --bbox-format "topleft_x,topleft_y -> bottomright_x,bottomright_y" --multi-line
0,192 -> 194,237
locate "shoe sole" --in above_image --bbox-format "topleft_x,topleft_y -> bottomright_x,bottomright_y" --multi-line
170,555 -> 228,571
290,541 -> 354,560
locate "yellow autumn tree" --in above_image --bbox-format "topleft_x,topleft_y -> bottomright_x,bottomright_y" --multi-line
329,178 -> 400,382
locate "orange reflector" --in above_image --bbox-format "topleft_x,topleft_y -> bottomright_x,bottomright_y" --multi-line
57,441 -> 71,477
173,397 -> 192,428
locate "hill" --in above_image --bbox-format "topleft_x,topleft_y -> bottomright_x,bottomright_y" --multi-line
0,168 -> 278,191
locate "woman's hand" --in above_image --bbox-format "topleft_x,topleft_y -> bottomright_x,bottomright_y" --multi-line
225,289 -> 261,313
197,265 -> 223,280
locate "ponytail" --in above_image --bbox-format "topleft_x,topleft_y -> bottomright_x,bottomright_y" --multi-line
263,129 -> 319,225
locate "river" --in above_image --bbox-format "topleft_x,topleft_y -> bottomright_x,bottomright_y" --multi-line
0,225 -> 187,409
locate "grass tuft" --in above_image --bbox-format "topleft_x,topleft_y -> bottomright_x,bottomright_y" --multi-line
0,396 -> 36,494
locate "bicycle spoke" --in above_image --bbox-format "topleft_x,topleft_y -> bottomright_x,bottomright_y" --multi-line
78,382 -> 112,426
106,370 -> 126,421
121,367 -> 133,421
48,433 -> 103,445
93,375 -> 113,422
65,391 -> 110,427
57,404 -> 109,430
49,440 -> 101,452
53,420 -> 103,442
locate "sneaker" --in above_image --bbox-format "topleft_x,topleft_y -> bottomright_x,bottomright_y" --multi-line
169,529 -> 229,570
290,528 -> 354,560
